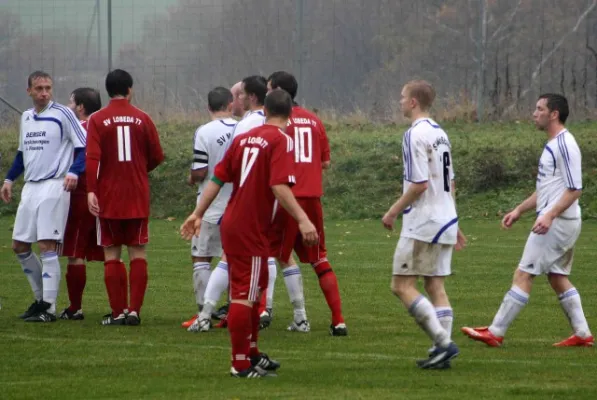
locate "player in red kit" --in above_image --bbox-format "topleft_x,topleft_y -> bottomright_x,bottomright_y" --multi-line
266,71 -> 347,336
59,87 -> 104,320
86,69 -> 165,326
181,89 -> 318,378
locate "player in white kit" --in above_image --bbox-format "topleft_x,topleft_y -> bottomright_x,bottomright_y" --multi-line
181,87 -> 235,331
462,94 -> 593,347
0,71 -> 86,322
382,80 -> 465,369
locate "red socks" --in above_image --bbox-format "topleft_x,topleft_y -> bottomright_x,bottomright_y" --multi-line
66,263 -> 86,312
104,260 -> 127,317
313,260 -> 344,325
257,291 -> 267,316
129,258 -> 148,314
227,302 -> 253,371
250,302 -> 261,357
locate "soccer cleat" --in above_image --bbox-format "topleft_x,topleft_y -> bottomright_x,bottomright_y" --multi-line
461,326 -> 503,347
59,308 -> 84,320
287,320 -> 311,333
181,315 -> 198,329
214,316 -> 228,328
330,322 -> 348,336
101,313 -> 126,326
19,300 -> 44,319
553,334 -> 594,347
259,308 -> 273,330
24,311 -> 57,323
417,342 -> 459,369
187,318 -> 211,332
213,303 -> 229,320
126,311 -> 141,326
230,366 -> 269,378
251,352 -> 281,372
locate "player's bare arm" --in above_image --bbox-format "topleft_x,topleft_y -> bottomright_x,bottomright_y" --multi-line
502,192 -> 537,229
271,184 -> 318,246
322,161 -> 331,169
181,178 -> 222,240
450,180 -> 467,250
532,189 -> 582,235
382,182 -> 428,231
189,167 -> 208,185
0,181 -> 12,203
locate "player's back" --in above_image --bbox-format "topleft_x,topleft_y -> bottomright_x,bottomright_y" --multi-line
219,124 -> 295,256
87,99 -> 164,219
288,106 -> 329,198
232,109 -> 265,138
401,118 -> 457,244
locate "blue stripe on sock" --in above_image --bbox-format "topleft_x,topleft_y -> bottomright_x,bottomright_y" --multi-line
216,261 -> 228,271
507,290 -> 529,304
283,269 -> 301,277
436,310 -> 453,318
408,295 -> 425,315
559,288 -> 579,300
40,251 -> 58,260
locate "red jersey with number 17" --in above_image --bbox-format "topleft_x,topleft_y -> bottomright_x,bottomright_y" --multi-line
214,124 -> 296,257
287,106 -> 330,198
86,98 -> 164,219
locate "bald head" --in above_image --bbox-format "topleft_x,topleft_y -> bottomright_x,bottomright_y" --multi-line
230,81 -> 244,118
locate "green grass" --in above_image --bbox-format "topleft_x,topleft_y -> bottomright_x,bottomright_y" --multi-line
0,217 -> 596,399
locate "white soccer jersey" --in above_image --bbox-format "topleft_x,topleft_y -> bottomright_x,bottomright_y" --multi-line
400,118 -> 458,245
536,129 -> 582,219
193,118 -> 236,224
18,101 -> 86,182
231,109 -> 265,138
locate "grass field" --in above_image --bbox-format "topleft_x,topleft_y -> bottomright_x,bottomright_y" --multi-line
0,216 -> 596,400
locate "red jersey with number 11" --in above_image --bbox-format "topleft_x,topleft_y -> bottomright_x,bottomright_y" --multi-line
214,124 -> 296,257
86,98 -> 164,219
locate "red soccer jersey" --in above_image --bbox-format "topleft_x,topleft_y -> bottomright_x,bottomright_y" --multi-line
86,98 -> 164,219
73,119 -> 89,196
287,106 -> 330,197
215,124 -> 296,257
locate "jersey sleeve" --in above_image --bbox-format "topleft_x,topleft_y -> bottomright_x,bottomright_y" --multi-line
213,138 -> 236,184
319,120 -> 331,162
559,135 -> 582,190
192,127 -> 209,170
85,116 -> 101,193
146,116 -> 165,172
61,106 -> 87,148
269,134 -> 296,187
404,129 -> 429,183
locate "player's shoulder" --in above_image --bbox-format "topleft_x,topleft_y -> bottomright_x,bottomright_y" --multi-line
557,129 -> 581,153
49,101 -> 77,121
411,117 -> 442,133
21,108 -> 34,120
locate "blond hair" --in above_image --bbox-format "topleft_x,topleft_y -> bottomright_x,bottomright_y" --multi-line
404,80 -> 436,111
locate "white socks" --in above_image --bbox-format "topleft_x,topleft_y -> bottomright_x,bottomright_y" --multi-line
559,287 -> 592,339
283,265 -> 307,322
17,251 -> 43,302
192,262 -> 211,310
435,307 -> 453,341
266,258 -> 277,309
489,285 -> 529,337
40,251 -> 61,314
409,295 -> 450,348
199,261 -> 228,320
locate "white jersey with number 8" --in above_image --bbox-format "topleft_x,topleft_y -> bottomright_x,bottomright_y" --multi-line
400,118 -> 458,245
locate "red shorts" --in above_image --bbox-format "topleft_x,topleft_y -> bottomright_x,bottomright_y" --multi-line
98,218 -> 149,247
227,255 -> 268,302
270,197 -> 327,264
61,194 -> 104,262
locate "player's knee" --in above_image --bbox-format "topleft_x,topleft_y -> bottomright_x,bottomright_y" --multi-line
513,268 -> 534,287
547,273 -> 571,293
424,279 -> 447,301
390,277 -> 410,297
12,240 -> 31,254
37,240 -> 57,254
128,245 -> 146,260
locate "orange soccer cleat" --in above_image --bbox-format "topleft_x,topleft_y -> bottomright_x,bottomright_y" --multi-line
553,334 -> 594,347
181,315 -> 198,329
461,326 -> 504,347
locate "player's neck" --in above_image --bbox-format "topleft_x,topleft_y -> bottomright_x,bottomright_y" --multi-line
547,123 -> 566,139
210,111 -> 231,120
265,117 -> 288,130
34,101 -> 51,114
111,95 -> 128,101
410,110 -> 430,122
248,104 -> 264,112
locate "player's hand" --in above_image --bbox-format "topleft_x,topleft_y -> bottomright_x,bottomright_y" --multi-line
298,218 -> 318,246
532,214 -> 552,235
455,229 -> 467,251
382,212 -> 397,231
501,208 -> 521,229
180,213 -> 202,241
63,175 -> 78,192
0,181 -> 13,203
87,192 -> 100,217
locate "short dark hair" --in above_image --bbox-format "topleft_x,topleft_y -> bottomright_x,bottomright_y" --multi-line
264,89 -> 292,119
242,75 -> 267,105
268,71 -> 298,100
105,69 -> 133,98
71,87 -> 102,115
538,93 -> 569,123
207,87 -> 233,112
28,71 -> 52,88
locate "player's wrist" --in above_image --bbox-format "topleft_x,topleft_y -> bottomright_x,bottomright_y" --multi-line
66,172 -> 79,179
3,179 -> 13,185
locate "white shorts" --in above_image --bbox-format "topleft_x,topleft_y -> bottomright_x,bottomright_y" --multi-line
518,218 -> 581,276
191,221 -> 222,257
13,179 -> 70,243
392,237 -> 453,276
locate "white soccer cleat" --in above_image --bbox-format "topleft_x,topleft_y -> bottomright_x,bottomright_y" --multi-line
187,318 -> 211,332
287,320 -> 311,333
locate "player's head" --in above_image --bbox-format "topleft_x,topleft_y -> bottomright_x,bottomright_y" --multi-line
534,93 -> 569,130
105,69 -> 133,99
230,81 -> 244,117
207,86 -> 233,115
27,71 -> 53,109
68,87 -> 102,120
267,71 -> 298,101
400,80 -> 436,118
264,89 -> 292,123
240,75 -> 267,111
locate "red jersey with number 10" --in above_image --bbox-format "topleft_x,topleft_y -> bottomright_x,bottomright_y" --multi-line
287,106 -> 330,198
86,98 -> 164,219
215,124 -> 296,257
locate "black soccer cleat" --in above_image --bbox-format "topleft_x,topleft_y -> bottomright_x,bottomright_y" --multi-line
213,303 -> 229,320
251,352 -> 281,372
19,300 -> 45,319
230,366 -> 270,378
59,308 -> 84,320
416,342 -> 459,369
125,311 -> 141,326
24,310 -> 57,323
330,323 -> 348,336
101,313 -> 126,326
259,308 -> 273,330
